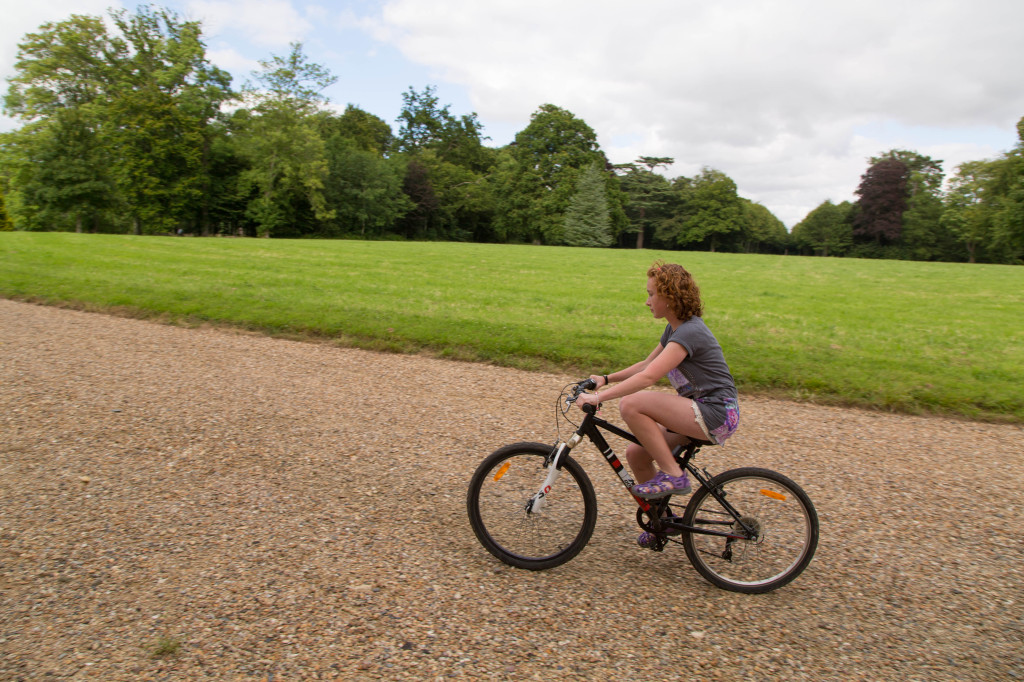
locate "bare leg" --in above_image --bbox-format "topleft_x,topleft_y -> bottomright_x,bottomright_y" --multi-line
625,442 -> 658,485
619,392 -> 707,479
626,427 -> 689,483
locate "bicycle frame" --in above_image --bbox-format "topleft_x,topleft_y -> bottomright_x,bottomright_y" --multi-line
541,406 -> 755,541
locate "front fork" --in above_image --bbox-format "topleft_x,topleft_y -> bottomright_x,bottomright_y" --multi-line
527,423 -> 654,515
525,435 -> 579,514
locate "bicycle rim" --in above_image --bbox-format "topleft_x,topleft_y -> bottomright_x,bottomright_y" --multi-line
682,467 -> 818,593
467,442 -> 597,570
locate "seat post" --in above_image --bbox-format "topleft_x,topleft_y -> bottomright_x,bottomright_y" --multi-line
673,441 -> 703,468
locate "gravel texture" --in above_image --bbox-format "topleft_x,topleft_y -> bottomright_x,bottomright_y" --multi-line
1,298 -> 1022,681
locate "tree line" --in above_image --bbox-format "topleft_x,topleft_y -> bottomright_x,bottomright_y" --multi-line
1,6 -> 1021,264
791,142 -> 1024,264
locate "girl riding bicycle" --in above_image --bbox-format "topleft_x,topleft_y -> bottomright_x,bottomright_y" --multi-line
575,262 -> 739,502
470,266 -> 815,587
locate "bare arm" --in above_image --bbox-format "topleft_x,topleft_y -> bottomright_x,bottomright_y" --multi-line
590,344 -> 663,387
580,342 -> 688,409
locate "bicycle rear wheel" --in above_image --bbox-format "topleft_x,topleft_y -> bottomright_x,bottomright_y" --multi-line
681,467 -> 818,593
467,442 -> 597,570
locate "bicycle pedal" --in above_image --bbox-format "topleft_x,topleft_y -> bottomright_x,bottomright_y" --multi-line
639,535 -> 668,552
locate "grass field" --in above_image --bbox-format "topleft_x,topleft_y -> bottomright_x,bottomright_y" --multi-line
2,232 -> 1022,422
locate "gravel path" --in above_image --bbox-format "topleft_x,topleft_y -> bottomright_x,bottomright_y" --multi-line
1,298 -> 1022,681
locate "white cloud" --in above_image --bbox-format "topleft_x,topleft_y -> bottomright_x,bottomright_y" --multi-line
184,0 -> 312,47
375,0 -> 1024,226
205,47 -> 262,81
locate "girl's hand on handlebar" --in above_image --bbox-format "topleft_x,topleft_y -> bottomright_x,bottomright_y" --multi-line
575,392 -> 602,412
588,374 -> 607,388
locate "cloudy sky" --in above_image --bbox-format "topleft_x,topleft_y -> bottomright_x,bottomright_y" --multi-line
3,0 -> 1023,227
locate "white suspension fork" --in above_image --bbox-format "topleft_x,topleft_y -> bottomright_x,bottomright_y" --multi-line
526,434 -> 581,514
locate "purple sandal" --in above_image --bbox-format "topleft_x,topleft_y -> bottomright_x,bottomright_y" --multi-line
632,471 -> 692,499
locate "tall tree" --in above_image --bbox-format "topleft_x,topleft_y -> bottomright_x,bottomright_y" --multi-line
234,43 -> 336,237
413,149 -> 497,241
791,200 -> 853,257
942,160 -> 997,263
396,158 -> 440,238
395,85 -> 489,169
2,14 -> 117,231
853,156 -> 909,244
656,168 -> 743,251
316,110 -> 409,237
871,149 -> 947,260
200,119 -> 249,236
392,86 -> 495,239
988,116 -> 1024,263
738,199 -> 790,254
106,6 -> 233,235
614,157 -> 674,248
320,133 -> 411,237
496,104 -> 623,244
2,7 -> 232,235
562,163 -> 613,247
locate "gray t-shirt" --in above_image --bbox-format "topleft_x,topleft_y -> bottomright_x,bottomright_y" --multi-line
660,317 -> 738,429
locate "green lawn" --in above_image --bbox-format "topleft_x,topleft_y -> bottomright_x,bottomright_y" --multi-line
2,232 -> 1021,422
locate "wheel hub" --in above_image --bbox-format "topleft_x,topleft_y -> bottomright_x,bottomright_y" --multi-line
735,515 -> 762,540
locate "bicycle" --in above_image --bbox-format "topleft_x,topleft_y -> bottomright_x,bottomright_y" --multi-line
467,379 -> 819,593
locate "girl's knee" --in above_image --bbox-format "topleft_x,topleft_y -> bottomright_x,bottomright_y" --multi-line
618,393 -> 641,419
625,442 -> 649,465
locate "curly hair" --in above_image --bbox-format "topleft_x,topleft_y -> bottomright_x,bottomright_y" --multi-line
647,261 -> 704,321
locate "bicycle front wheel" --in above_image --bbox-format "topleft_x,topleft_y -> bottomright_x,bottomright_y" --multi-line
681,467 -> 818,593
467,442 -> 597,570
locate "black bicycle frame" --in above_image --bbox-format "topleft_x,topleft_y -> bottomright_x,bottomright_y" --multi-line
559,407 -> 754,540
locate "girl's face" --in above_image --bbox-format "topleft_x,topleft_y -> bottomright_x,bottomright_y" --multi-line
646,277 -> 670,319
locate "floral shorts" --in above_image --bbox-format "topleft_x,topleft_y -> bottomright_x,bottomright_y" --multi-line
693,397 -> 740,445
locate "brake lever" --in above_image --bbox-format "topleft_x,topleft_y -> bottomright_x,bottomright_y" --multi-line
564,380 -> 599,413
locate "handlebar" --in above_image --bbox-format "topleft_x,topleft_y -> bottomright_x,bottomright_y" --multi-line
566,378 -> 599,414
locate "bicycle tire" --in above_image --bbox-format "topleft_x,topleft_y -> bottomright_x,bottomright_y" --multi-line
681,467 -> 818,593
467,442 -> 597,570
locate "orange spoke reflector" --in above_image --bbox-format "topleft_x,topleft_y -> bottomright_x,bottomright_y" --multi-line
760,489 -> 787,501
493,462 -> 512,482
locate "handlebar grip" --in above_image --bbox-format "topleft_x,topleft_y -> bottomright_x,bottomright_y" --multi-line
580,378 -> 597,391
582,403 -> 598,415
